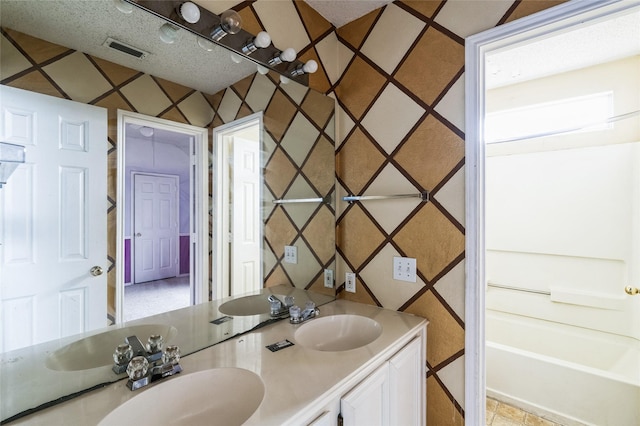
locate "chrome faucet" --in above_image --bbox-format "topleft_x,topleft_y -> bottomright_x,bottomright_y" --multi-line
268,294 -> 294,317
289,301 -> 319,324
112,334 -> 182,391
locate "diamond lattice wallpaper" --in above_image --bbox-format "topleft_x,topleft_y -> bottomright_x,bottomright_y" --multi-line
0,0 -> 564,423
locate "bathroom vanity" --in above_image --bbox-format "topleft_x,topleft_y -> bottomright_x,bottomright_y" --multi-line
3,297 -> 427,425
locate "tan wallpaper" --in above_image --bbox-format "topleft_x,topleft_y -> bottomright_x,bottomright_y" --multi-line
1,0 -> 564,423
329,1 -> 564,424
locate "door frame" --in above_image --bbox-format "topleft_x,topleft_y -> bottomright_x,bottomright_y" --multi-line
464,0 -> 632,423
212,112 -> 263,301
131,172 -> 180,284
116,110 -> 209,324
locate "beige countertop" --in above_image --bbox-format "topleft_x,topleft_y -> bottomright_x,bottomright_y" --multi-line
0,285 -> 333,422
8,299 -> 427,426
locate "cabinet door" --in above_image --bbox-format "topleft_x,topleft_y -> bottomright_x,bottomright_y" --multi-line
389,337 -> 424,426
341,363 -> 390,426
307,410 -> 333,426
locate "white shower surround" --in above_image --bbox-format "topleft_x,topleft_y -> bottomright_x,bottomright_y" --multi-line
464,1 -> 640,424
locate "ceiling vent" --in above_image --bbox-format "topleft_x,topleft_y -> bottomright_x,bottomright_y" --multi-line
103,37 -> 149,59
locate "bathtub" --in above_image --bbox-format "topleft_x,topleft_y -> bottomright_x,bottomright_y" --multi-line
486,310 -> 640,425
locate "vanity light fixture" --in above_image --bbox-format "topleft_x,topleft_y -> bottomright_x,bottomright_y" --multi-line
114,0 -> 133,14
122,1 -> 312,86
176,1 -> 200,24
268,48 -> 296,66
290,59 -> 318,76
256,65 -> 269,75
210,9 -> 242,42
242,31 -> 271,55
159,23 -> 179,44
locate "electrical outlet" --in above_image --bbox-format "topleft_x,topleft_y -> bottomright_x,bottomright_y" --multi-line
345,272 -> 356,293
324,269 -> 334,288
393,256 -> 417,282
284,245 -> 297,264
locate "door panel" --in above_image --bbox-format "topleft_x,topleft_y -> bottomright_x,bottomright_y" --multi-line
133,173 -> 179,283
231,136 -> 261,295
0,86 -> 107,352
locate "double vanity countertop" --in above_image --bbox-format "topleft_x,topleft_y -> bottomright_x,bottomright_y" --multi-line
4,294 -> 427,425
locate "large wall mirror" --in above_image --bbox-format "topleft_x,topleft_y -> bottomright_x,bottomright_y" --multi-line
0,0 -> 335,422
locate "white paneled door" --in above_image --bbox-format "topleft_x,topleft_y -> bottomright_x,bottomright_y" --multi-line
231,136 -> 261,296
0,86 -> 107,352
133,173 -> 179,284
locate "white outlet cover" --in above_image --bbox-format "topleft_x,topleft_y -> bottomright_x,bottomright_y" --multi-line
393,256 -> 417,282
345,272 -> 356,293
324,269 -> 334,288
284,245 -> 297,264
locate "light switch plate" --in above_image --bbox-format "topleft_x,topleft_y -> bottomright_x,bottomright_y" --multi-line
393,256 -> 417,282
324,269 -> 334,288
284,245 -> 297,264
345,272 -> 356,293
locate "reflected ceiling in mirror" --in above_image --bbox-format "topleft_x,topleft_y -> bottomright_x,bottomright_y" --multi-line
0,0 -> 255,94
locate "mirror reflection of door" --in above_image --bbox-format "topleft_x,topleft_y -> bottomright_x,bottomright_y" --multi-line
0,86 -> 107,352
230,136 -> 261,296
133,173 -> 179,283
123,123 -> 194,322
213,113 -> 263,300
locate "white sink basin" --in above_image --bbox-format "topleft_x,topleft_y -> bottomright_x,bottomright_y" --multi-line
99,368 -> 264,425
294,314 -> 382,351
219,294 -> 284,316
45,324 -> 177,371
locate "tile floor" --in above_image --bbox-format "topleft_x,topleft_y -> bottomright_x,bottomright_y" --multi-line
486,398 -> 564,426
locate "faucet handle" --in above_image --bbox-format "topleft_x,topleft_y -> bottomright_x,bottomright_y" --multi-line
126,356 -> 149,381
289,305 -> 301,322
284,296 -> 295,307
113,343 -> 133,366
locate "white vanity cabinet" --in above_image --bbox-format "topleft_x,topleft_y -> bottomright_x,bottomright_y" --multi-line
303,333 -> 425,426
341,336 -> 424,426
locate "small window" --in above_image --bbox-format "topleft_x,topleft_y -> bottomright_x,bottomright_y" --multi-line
485,92 -> 614,144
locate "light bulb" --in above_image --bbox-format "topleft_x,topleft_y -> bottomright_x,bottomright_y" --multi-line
114,0 -> 133,14
268,47 -> 296,66
159,23 -> 179,44
210,10 -> 242,41
197,38 -> 215,51
280,48 -> 296,62
230,52 -> 244,63
279,75 -> 291,85
242,31 -> 271,55
290,59 -> 318,76
178,2 -> 200,24
254,31 -> 271,48
140,127 -> 154,137
302,60 -> 318,74
257,65 -> 269,75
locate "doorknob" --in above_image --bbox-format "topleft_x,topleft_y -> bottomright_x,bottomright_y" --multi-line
90,266 -> 103,276
136,233 -> 142,237
625,286 -> 639,296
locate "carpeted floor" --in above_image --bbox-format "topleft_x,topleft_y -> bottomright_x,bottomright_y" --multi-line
124,276 -> 191,322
